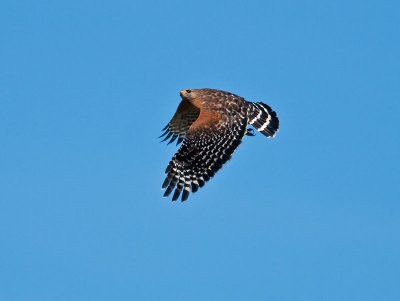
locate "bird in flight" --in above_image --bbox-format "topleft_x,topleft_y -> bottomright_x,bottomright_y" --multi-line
160,88 -> 279,202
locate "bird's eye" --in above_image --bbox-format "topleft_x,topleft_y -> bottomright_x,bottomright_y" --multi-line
185,89 -> 192,94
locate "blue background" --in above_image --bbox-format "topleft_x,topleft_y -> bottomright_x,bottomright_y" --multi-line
1,0 -> 399,300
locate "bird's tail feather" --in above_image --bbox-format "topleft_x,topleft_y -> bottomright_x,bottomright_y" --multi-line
248,102 -> 279,137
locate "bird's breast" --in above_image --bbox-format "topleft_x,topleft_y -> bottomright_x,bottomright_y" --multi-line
188,109 -> 222,132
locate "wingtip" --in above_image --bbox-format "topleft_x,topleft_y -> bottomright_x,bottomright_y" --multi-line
167,134 -> 178,145
172,189 -> 181,201
161,132 -> 173,142
181,189 -> 189,202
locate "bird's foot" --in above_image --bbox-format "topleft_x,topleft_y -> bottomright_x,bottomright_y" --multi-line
246,128 -> 255,136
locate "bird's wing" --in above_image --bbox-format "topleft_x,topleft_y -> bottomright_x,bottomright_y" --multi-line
162,111 -> 247,202
160,99 -> 200,145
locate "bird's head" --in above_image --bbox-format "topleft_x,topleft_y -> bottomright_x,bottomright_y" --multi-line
180,89 -> 196,99
180,88 -> 220,109
180,89 -> 202,107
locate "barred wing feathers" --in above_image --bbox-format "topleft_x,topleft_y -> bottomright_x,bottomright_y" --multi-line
160,99 -> 200,145
162,116 -> 247,202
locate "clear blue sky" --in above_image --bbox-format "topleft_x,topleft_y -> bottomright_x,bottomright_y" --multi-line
1,0 -> 399,300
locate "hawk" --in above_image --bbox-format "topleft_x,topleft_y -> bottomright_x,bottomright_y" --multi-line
160,88 -> 279,202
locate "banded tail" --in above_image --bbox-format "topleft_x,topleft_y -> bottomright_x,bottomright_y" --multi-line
248,102 -> 279,137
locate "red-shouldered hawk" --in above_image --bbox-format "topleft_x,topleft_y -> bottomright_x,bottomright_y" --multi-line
160,88 -> 279,202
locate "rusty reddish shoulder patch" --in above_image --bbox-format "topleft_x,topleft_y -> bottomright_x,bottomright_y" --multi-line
188,109 -> 222,132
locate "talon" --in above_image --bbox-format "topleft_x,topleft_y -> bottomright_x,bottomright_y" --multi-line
246,128 -> 255,136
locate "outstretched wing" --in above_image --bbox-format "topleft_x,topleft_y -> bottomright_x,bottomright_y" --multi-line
160,99 -> 200,145
162,113 -> 247,202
